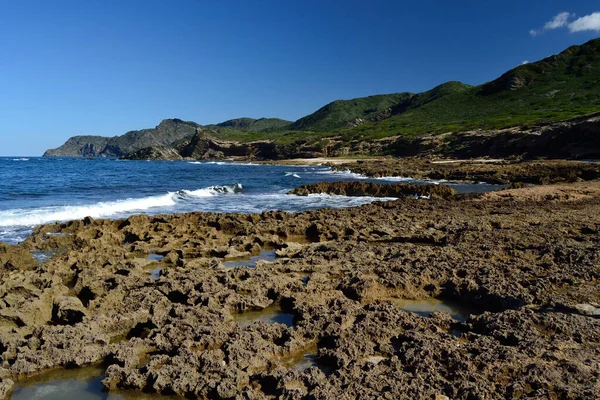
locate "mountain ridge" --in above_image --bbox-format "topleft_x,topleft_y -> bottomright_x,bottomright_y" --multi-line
44,38 -> 600,158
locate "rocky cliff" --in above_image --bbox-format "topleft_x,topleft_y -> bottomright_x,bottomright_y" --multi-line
122,130 -> 324,161
385,112 -> 600,160
43,119 -> 200,157
120,114 -> 600,162
316,113 -> 600,160
42,135 -> 112,157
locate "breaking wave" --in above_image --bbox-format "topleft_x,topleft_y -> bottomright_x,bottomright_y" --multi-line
0,184 -> 243,228
188,161 -> 260,166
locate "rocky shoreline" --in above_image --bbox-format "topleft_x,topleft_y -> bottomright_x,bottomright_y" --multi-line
0,174 -> 599,398
332,158 -> 600,185
46,112 -> 600,162
287,181 -> 457,199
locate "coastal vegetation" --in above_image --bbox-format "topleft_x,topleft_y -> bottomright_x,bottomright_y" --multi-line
45,38 -> 600,159
215,38 -> 600,144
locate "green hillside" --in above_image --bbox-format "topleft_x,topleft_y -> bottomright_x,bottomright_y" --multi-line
204,117 -> 292,132
345,38 -> 600,141
212,39 -> 600,146
389,81 -> 473,116
45,39 -> 600,157
110,118 -> 200,150
288,92 -> 413,131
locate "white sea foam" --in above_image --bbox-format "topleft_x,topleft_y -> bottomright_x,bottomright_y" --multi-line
312,168 -> 423,183
0,193 -> 178,227
372,176 -> 413,182
179,183 -> 243,197
177,188 -> 215,197
304,193 -> 398,202
285,172 -> 301,178
0,184 -> 243,228
189,161 -> 260,166
12,158 -> 29,161
312,168 -> 369,179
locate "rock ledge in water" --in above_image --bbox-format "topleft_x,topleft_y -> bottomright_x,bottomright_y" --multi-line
287,181 -> 456,199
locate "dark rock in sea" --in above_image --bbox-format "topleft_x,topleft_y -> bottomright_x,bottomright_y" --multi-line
288,181 -> 457,199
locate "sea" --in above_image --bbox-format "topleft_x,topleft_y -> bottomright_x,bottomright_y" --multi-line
0,157 -> 500,245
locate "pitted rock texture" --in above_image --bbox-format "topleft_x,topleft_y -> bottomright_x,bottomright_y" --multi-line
1,180 -> 600,398
287,181 -> 456,199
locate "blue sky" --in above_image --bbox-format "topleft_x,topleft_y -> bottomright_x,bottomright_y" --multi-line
0,0 -> 598,156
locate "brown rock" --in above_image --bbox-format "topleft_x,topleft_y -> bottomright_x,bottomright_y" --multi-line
52,296 -> 87,325
0,243 -> 36,271
288,181 -> 456,199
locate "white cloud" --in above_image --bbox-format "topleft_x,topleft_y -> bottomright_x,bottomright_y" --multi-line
545,12 -> 572,29
521,61 -> 529,65
530,11 -> 572,36
568,12 -> 600,32
531,11 -> 600,36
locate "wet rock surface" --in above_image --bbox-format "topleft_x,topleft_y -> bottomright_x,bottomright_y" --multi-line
287,181 -> 456,199
1,180 -> 600,398
336,158 -> 600,184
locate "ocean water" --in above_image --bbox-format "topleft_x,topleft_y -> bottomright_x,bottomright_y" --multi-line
0,157 -> 500,244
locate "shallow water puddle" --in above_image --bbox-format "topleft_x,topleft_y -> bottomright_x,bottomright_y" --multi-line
147,266 -> 163,279
223,249 -> 276,268
275,343 -> 333,375
292,353 -> 319,371
301,274 -> 310,286
30,249 -> 61,264
232,305 -> 294,328
388,298 -> 476,322
10,365 -> 169,399
287,271 -> 311,286
147,253 -> 164,262
278,343 -> 319,371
